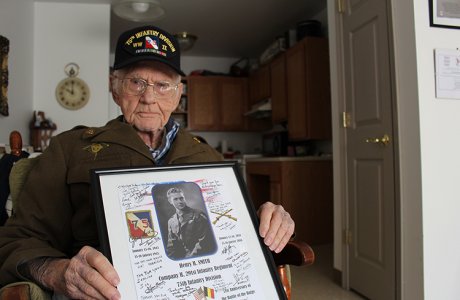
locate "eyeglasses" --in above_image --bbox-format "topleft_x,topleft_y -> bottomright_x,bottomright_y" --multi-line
116,77 -> 180,98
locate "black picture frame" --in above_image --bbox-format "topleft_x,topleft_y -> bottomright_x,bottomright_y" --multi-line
429,0 -> 460,29
91,162 -> 287,300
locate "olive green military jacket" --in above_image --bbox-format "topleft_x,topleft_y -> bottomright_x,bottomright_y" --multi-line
0,117 -> 222,285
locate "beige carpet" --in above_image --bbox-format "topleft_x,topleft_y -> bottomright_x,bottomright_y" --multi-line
290,244 -> 365,300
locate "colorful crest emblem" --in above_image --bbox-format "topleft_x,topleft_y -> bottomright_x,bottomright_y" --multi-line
126,210 -> 156,238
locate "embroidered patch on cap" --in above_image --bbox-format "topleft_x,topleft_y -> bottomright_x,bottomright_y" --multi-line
123,29 -> 177,58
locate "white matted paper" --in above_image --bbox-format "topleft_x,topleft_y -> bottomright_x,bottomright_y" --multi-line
435,48 -> 460,100
91,162 -> 286,300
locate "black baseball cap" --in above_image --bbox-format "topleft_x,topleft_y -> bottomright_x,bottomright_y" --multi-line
113,25 -> 185,76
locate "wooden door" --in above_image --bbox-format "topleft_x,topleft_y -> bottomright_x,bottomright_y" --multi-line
220,77 -> 247,131
187,77 -> 219,130
341,0 -> 396,298
270,54 -> 288,124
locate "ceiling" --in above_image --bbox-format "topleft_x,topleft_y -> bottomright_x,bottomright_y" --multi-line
39,0 -> 327,58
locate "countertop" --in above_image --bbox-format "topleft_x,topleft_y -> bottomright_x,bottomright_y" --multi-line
245,155 -> 332,162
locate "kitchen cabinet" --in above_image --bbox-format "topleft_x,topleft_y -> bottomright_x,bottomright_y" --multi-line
248,64 -> 270,105
270,54 -> 288,123
285,37 -> 331,140
246,158 -> 333,245
187,76 -> 248,131
187,76 -> 219,130
220,77 -> 248,131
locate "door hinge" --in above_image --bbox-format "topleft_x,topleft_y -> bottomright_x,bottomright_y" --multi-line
337,0 -> 346,14
343,229 -> 352,245
342,111 -> 351,128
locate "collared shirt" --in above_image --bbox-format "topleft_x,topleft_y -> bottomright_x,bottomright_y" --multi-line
148,118 -> 180,165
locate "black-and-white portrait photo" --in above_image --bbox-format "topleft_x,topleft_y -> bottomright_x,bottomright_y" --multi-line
152,181 -> 217,260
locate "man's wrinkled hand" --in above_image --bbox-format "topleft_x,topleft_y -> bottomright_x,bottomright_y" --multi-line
43,246 -> 121,300
257,202 -> 295,253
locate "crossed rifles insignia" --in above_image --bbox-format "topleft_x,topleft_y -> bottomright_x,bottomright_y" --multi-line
211,209 -> 237,224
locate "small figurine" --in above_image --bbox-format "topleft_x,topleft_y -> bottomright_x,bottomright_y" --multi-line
33,111 -> 44,127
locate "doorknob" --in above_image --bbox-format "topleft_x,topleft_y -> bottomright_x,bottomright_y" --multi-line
365,134 -> 390,146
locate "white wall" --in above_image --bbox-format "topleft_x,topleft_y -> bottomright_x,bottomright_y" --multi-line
0,0 -> 34,144
34,2 -> 111,134
412,1 -> 460,298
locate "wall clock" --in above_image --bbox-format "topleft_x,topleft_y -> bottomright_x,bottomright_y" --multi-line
55,63 -> 90,110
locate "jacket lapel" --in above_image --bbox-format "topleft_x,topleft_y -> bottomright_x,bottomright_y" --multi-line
81,118 -> 154,162
165,129 -> 206,163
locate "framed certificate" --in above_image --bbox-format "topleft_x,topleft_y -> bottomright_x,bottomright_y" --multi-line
430,0 -> 460,29
91,162 -> 287,300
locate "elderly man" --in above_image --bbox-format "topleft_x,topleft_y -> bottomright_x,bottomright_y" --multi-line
0,25 -> 295,300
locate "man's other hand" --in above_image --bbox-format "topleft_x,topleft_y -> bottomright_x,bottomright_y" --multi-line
257,202 -> 295,253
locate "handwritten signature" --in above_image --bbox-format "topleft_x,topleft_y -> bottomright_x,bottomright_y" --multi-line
233,273 -> 250,286
221,244 -> 236,255
144,280 -> 166,294
129,235 -> 160,248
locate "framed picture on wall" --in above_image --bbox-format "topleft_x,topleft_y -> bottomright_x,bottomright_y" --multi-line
0,35 -> 9,116
430,0 -> 460,29
91,162 -> 287,300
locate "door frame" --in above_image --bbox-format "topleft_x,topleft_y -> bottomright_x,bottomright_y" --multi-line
327,0 -> 424,299
328,0 -> 400,296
